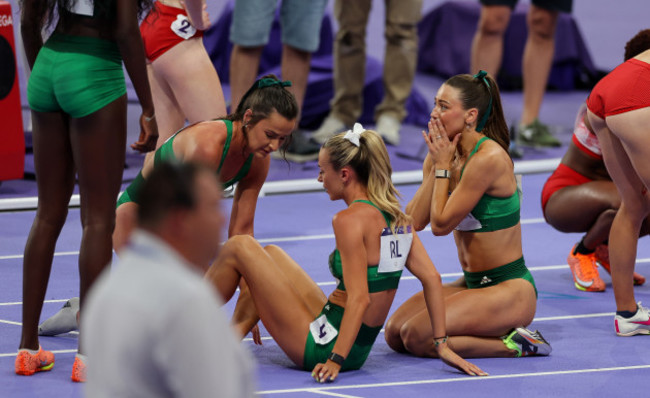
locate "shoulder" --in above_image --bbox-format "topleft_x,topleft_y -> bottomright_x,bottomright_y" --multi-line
180,121 -> 228,165
469,139 -> 511,174
332,207 -> 364,232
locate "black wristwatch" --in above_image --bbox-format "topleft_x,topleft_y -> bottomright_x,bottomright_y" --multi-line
327,352 -> 345,366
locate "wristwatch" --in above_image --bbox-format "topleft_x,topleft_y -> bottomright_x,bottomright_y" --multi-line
327,352 -> 345,366
434,169 -> 450,179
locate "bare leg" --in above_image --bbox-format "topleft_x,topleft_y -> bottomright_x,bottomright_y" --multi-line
113,202 -> 139,253
229,45 -> 264,112
387,280 -> 536,358
150,38 -> 227,132
281,45 -> 311,121
470,5 -> 511,76
543,181 -> 620,248
590,108 -> 650,312
520,5 -> 558,126
205,235 -> 321,366
232,244 -> 328,337
70,96 -> 128,352
19,111 -> 75,351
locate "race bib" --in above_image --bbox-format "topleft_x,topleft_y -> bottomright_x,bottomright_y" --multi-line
455,212 -> 482,231
309,314 -> 338,345
171,15 -> 197,39
378,226 -> 412,273
71,0 -> 93,16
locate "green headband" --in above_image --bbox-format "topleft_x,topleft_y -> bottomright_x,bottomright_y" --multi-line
237,77 -> 292,113
473,70 -> 492,132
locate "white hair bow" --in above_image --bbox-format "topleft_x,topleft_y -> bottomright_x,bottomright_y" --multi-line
343,123 -> 365,147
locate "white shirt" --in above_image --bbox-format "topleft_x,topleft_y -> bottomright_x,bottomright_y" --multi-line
82,231 -> 254,398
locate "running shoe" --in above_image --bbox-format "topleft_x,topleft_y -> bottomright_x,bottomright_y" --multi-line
272,130 -> 321,163
71,354 -> 87,383
502,327 -> 552,357
38,297 -> 79,336
516,119 -> 561,147
376,114 -> 401,146
567,245 -> 605,292
15,346 -> 55,375
311,115 -> 349,144
595,244 -> 646,286
615,302 -> 650,336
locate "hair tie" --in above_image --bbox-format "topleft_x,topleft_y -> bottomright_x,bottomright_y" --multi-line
343,123 -> 365,147
472,70 -> 492,132
237,77 -> 292,113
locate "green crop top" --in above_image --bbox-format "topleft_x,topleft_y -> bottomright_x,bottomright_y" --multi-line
328,200 -> 412,293
454,137 -> 520,232
154,119 -> 254,190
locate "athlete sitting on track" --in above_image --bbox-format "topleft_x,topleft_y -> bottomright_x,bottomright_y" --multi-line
205,126 -> 487,382
385,72 -> 551,359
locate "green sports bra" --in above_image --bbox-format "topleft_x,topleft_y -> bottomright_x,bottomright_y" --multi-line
328,200 -> 412,293
154,119 -> 254,190
455,137 -> 520,233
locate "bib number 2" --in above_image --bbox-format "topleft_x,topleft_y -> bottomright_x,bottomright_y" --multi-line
171,15 -> 197,39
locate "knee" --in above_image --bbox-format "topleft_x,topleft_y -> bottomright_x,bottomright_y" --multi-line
335,26 -> 366,50
384,317 -> 407,353
226,234 -> 257,250
527,8 -> 558,40
35,207 -> 70,233
81,216 -> 116,235
263,244 -> 282,256
400,321 -> 430,357
477,9 -> 510,37
222,234 -> 260,259
384,22 -> 417,49
599,208 -> 618,227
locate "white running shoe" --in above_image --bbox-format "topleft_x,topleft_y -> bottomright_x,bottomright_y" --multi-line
311,115 -> 349,144
376,114 -> 401,146
38,297 -> 79,336
615,302 -> 650,336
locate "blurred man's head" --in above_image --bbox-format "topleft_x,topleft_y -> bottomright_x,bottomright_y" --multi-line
138,162 -> 224,269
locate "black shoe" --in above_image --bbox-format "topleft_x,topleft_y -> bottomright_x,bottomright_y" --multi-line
272,130 -> 321,163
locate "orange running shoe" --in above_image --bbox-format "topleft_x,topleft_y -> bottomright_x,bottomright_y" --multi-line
595,244 -> 646,286
71,354 -> 87,383
15,346 -> 55,375
567,244 -> 605,292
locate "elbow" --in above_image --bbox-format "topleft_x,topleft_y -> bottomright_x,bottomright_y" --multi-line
430,222 -> 452,236
420,268 -> 442,291
412,220 -> 428,232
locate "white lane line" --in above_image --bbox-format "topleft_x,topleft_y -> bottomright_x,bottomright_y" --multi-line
0,217 -> 551,261
305,390 -> 362,398
0,251 -> 79,261
1,259 -> 649,307
240,312 -> 615,345
0,349 -> 77,358
257,365 -> 650,394
0,299 -> 69,306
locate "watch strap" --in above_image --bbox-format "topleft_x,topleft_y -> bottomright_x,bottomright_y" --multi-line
434,169 -> 450,178
327,352 -> 345,366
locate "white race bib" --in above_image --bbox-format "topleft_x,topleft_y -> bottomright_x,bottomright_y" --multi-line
71,0 -> 93,16
455,212 -> 482,231
171,15 -> 197,39
378,226 -> 412,273
309,314 -> 338,345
